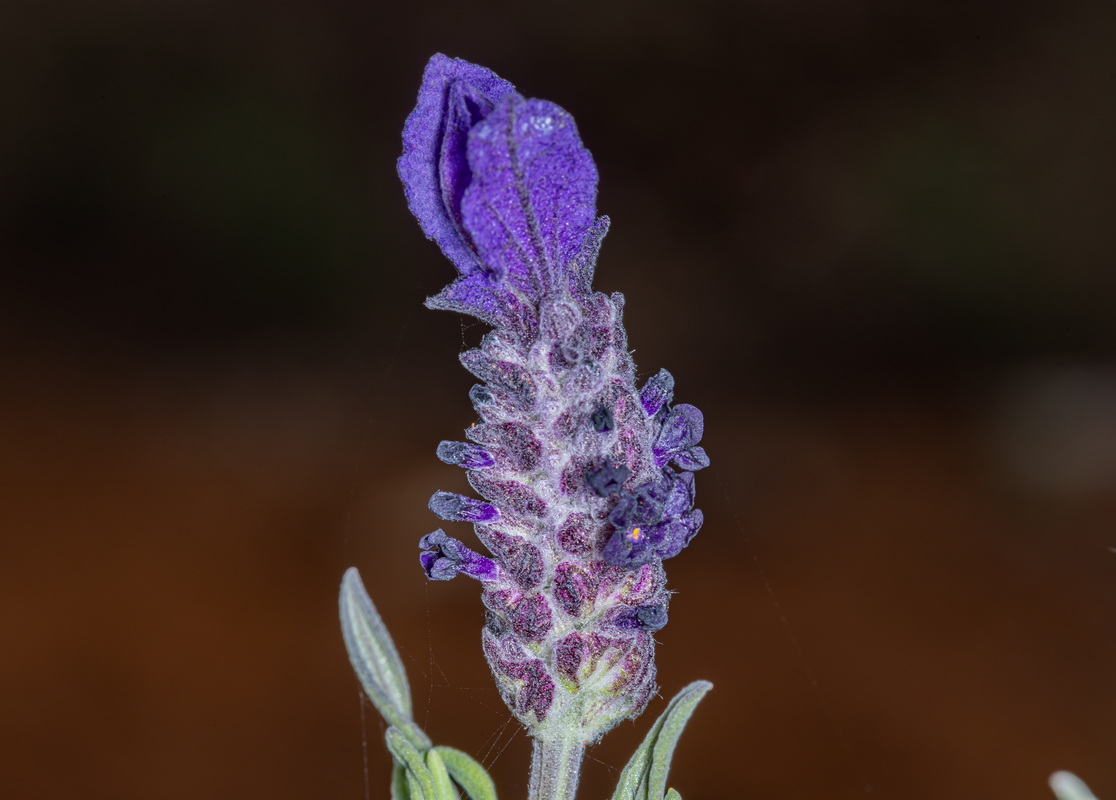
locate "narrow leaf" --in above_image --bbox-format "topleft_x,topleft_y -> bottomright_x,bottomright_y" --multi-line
426,748 -> 460,800
1050,772 -> 1099,800
664,790 -> 682,800
611,681 -> 713,800
436,746 -> 499,800
646,681 -> 711,800
386,727 -> 436,800
340,568 -> 431,750
340,567 -> 412,711
392,764 -> 412,800
405,771 -> 426,800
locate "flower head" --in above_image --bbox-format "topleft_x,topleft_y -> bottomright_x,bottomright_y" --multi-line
399,54 -> 708,742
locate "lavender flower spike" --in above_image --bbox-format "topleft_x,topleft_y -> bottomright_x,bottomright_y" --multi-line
399,54 -> 710,800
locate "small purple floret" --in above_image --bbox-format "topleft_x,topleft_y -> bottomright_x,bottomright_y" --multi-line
603,470 -> 701,566
419,529 -> 500,582
590,406 -> 615,433
428,491 -> 499,522
614,603 -> 669,633
437,440 -> 496,469
586,462 -> 630,497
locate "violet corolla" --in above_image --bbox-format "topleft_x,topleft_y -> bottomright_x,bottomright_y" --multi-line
340,54 -> 711,800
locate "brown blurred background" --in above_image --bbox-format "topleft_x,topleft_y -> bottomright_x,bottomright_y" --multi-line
2,1 -> 1115,798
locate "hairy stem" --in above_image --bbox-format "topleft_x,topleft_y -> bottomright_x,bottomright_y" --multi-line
528,733 -> 585,800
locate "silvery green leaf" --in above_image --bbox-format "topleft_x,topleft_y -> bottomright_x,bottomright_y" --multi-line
340,567 -> 412,710
426,747 -> 460,800
387,727 -> 437,800
664,790 -> 682,800
1050,772 -> 1099,800
340,568 -> 431,750
392,764 -> 411,800
611,681 -> 712,800
405,771 -> 425,800
435,746 -> 499,800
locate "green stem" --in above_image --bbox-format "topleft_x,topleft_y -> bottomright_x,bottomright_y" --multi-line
528,733 -> 585,800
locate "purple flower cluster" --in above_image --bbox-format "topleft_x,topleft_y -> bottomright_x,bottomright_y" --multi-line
398,54 -> 708,742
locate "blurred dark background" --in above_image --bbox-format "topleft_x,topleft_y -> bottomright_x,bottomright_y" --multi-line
2,1 -> 1115,798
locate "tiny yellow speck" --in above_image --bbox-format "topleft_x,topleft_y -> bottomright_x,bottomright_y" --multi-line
628,527 -> 643,541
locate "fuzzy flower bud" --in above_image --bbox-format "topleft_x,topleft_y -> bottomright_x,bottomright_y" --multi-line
400,54 -> 708,744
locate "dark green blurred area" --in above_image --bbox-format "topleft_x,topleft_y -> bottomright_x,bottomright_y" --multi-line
2,2 -> 1115,800
4,1 -> 1113,376
3,17 -> 388,349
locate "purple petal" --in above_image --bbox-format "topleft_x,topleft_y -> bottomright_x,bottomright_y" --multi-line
602,526 -> 658,567
420,549 -> 460,581
461,96 -> 598,297
672,446 -> 710,471
398,55 -> 519,277
653,403 -> 704,467
607,492 -> 639,531
607,478 -> 668,530
651,510 -> 703,561
639,369 -> 675,418
661,471 -> 695,519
